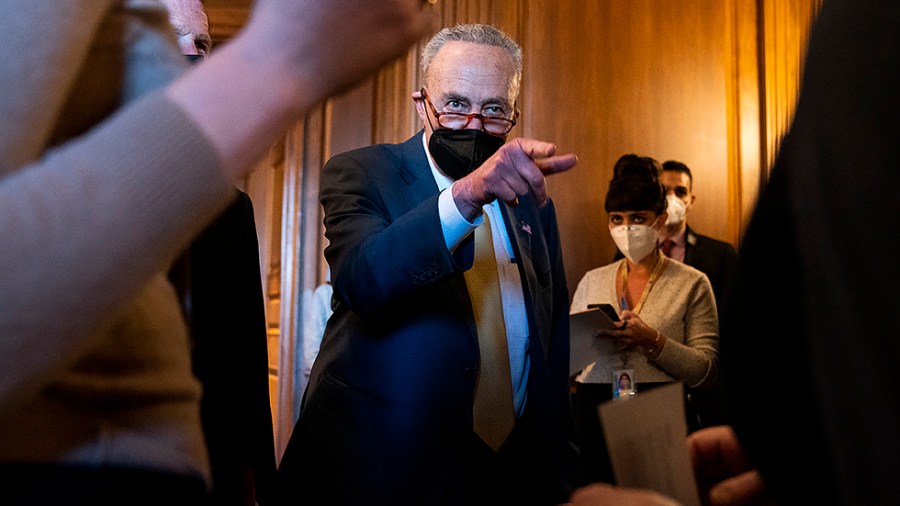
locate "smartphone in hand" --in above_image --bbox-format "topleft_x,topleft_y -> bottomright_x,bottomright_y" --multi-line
587,303 -> 621,323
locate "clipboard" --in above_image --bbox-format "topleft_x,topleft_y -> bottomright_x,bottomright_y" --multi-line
569,305 -> 619,375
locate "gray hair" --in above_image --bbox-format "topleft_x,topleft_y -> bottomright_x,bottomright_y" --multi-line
421,24 -> 523,91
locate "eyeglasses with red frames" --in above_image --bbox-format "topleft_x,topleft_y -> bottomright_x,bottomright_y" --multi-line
420,88 -> 518,135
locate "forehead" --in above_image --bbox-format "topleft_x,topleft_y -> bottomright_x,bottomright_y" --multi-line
161,0 -> 209,33
660,170 -> 690,189
426,41 -> 517,102
609,210 -> 656,218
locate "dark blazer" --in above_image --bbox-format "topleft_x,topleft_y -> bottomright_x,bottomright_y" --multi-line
275,133 -> 579,505
172,190 -> 277,506
682,226 -> 737,317
680,227 -> 737,427
724,1 -> 900,503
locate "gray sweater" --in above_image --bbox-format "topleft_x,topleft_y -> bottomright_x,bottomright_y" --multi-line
0,1 -> 234,481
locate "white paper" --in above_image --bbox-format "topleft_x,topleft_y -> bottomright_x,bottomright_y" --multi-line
569,308 -> 618,375
597,382 -> 701,506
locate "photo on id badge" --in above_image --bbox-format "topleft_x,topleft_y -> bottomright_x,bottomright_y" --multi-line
613,369 -> 635,399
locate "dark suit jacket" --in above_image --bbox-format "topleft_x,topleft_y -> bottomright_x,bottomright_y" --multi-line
275,133 -> 579,505
682,226 -> 737,318
724,1 -> 900,503
680,227 -> 737,427
172,190 -> 277,506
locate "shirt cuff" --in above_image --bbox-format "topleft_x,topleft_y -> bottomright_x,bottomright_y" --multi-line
438,182 -> 481,251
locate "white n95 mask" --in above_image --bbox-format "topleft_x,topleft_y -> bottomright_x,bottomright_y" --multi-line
665,195 -> 687,226
611,224 -> 658,263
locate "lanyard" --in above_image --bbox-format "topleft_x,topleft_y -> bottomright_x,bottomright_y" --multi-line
618,254 -> 667,314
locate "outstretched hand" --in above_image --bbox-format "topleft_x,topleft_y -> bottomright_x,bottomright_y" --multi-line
688,426 -> 778,506
168,0 -> 436,180
252,0 -> 436,100
452,137 -> 577,220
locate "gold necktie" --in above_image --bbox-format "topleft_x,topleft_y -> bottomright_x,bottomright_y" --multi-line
464,213 -> 515,452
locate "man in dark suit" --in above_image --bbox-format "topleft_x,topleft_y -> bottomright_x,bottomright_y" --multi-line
722,1 -> 900,503
658,160 -> 737,428
162,1 -> 276,503
657,160 -> 737,309
275,24 -> 581,505
182,190 -> 277,506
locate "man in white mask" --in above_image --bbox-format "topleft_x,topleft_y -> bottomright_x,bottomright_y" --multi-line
659,160 -> 737,428
609,158 -> 736,310
658,160 -> 736,316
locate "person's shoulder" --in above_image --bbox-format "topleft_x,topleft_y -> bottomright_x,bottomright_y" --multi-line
687,227 -> 737,254
572,262 -> 619,302
665,257 -> 709,282
327,141 -> 400,163
662,261 -> 716,303
325,132 -> 421,168
582,260 -> 621,280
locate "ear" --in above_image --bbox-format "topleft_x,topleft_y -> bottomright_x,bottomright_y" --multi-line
412,90 -> 427,123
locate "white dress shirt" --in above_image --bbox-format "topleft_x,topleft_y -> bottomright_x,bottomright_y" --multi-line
422,134 -> 530,417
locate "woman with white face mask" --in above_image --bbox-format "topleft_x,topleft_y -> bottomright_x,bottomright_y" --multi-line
569,154 -> 720,485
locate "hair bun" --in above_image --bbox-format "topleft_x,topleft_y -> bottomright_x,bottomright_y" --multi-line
604,153 -> 667,215
612,154 -> 662,181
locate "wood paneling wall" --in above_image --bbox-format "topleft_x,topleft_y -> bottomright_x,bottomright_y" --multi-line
761,0 -> 822,173
206,0 -> 821,459
528,1 -> 744,294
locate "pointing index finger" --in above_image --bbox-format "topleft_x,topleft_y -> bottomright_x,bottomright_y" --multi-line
535,153 -> 578,175
515,137 -> 557,159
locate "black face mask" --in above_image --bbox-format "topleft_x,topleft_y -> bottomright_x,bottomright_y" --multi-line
428,128 -> 505,180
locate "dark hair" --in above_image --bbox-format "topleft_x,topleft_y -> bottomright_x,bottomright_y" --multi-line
604,154 -> 666,215
661,160 -> 693,187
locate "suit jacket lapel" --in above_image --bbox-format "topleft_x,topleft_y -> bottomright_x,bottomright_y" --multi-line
398,132 -> 480,342
684,225 -> 699,265
499,202 -> 551,360
397,131 -> 439,210
500,203 -> 529,264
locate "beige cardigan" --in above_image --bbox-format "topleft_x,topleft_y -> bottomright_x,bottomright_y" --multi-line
571,258 -> 719,388
0,1 -> 234,481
